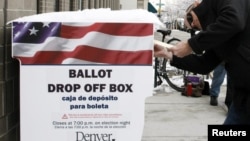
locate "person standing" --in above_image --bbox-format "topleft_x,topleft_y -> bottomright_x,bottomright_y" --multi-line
186,2 -> 232,108
155,0 -> 250,124
209,63 -> 232,111
210,63 -> 226,106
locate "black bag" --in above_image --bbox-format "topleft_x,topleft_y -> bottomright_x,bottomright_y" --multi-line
182,75 -> 204,97
202,81 -> 210,95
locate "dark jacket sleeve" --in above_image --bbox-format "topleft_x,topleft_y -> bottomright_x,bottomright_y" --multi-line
170,50 -> 221,74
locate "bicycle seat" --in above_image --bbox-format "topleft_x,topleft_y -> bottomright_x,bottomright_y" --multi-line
157,29 -> 171,36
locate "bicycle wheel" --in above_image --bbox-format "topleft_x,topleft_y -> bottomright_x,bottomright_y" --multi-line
161,38 -> 186,92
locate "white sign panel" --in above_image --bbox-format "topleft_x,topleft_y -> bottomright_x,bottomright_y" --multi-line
20,65 -> 152,141
12,14 -> 155,140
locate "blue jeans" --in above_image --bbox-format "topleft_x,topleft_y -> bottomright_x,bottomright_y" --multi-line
210,64 -> 226,97
223,102 -> 250,124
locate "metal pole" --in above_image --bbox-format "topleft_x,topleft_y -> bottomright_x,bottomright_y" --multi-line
158,0 -> 161,17
79,0 -> 82,10
55,0 -> 60,11
36,0 -> 40,14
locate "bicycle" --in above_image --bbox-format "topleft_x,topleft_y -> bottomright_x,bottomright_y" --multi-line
154,29 -> 185,92
154,29 -> 213,93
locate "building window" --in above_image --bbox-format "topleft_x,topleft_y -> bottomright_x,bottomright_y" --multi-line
37,0 -> 120,14
37,0 -> 56,13
137,0 -> 144,9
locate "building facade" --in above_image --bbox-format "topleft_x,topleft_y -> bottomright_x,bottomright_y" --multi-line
0,0 -> 148,141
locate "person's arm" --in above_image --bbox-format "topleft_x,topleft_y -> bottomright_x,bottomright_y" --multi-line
154,44 -> 173,60
154,44 -> 221,74
168,40 -> 193,58
170,50 -> 221,75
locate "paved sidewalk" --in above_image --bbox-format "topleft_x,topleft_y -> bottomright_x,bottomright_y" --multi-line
142,85 -> 227,141
141,30 -> 228,141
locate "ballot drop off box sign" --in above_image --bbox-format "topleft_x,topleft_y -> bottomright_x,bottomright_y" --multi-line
11,9 -> 159,141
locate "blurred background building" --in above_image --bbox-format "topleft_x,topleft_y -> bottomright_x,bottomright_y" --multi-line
149,0 -> 195,30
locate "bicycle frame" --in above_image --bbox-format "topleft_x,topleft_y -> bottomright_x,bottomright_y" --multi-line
154,30 -> 170,87
154,29 -> 184,92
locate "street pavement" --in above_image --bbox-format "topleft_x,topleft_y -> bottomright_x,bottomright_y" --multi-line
141,30 -> 228,141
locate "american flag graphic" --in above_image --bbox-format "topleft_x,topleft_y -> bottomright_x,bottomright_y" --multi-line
12,22 -> 153,65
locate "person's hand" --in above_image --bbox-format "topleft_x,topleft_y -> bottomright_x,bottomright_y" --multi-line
154,44 -> 173,60
194,0 -> 200,7
168,41 -> 193,58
